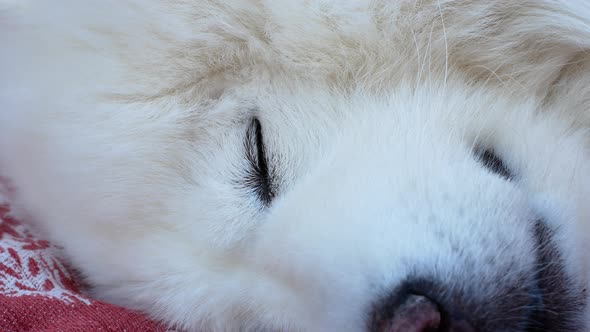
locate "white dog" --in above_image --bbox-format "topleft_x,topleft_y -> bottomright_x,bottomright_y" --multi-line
2,1 -> 590,331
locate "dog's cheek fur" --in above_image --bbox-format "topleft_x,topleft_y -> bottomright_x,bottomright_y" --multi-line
1,1 -> 590,331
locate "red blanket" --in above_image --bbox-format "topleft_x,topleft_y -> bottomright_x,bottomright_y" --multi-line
0,201 -> 166,331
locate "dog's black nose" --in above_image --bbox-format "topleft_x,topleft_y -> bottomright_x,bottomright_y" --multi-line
372,292 -> 476,332
378,294 -> 441,332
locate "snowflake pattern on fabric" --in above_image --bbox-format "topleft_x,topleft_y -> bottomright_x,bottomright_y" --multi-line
0,204 -> 91,305
0,182 -> 165,331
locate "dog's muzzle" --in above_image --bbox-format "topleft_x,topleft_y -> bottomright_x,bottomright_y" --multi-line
368,221 -> 586,332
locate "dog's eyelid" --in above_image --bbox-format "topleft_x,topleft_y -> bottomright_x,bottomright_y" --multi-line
244,117 -> 275,206
474,147 -> 513,180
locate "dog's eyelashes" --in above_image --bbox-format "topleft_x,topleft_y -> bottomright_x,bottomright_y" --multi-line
474,147 -> 513,180
244,118 -> 274,206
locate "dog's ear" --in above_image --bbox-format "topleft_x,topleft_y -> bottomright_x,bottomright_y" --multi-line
445,1 -> 590,107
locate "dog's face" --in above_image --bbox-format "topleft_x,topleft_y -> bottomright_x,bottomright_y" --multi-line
155,84 -> 589,332
2,1 -> 590,331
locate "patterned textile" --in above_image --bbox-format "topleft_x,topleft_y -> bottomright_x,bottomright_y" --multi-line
0,187 -> 166,332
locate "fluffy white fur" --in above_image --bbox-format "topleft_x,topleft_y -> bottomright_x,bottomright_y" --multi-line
2,1 -> 590,331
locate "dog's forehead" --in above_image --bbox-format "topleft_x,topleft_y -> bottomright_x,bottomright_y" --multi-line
190,0 -> 589,98
249,83 -> 512,146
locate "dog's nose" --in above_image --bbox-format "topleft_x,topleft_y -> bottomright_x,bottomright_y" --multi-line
379,294 -> 441,332
374,293 -> 476,332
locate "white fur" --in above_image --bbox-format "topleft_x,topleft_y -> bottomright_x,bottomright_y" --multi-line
2,1 -> 590,331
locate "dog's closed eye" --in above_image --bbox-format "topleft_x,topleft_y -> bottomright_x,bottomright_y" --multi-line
474,147 -> 513,180
244,118 -> 275,206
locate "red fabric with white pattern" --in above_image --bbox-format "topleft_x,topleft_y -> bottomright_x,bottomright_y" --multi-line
0,197 -> 166,331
